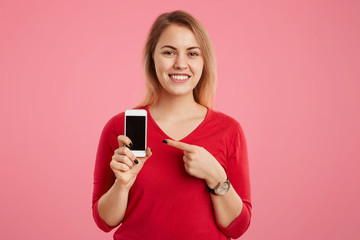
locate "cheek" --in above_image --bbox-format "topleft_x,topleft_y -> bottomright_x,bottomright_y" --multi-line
193,61 -> 204,76
154,62 -> 164,78
155,59 -> 171,76
193,59 -> 204,70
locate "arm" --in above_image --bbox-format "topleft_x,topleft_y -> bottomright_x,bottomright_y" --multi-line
97,179 -> 131,227
163,124 -> 251,238
206,167 -> 252,238
98,143 -> 152,227
92,117 -> 151,231
213,124 -> 252,237
206,173 -> 244,228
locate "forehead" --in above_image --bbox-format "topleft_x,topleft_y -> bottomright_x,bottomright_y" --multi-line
157,24 -> 199,48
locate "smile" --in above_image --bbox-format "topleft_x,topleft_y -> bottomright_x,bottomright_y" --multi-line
168,74 -> 191,83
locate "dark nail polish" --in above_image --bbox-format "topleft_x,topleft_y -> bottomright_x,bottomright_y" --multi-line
149,147 -> 152,152
162,140 -> 168,144
129,142 -> 133,148
134,159 -> 139,164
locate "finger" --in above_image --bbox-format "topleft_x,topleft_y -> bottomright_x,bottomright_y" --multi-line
183,151 -> 193,158
163,139 -> 196,152
110,160 -> 130,172
183,155 -> 190,163
184,163 -> 193,176
117,135 -> 132,148
113,154 -> 134,168
113,147 -> 139,167
116,146 -> 137,162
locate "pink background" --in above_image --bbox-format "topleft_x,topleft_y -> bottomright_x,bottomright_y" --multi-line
1,0 -> 359,239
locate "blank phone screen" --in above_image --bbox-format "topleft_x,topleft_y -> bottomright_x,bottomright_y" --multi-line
126,116 -> 146,150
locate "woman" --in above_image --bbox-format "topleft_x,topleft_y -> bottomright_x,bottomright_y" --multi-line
92,10 -> 251,239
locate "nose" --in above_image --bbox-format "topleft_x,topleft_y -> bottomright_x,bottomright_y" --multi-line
173,53 -> 188,69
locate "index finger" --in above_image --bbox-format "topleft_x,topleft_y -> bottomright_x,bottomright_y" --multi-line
117,135 -> 132,148
163,139 -> 196,152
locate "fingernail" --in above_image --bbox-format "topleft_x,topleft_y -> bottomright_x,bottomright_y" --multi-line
129,142 -> 133,148
134,159 -> 139,164
149,147 -> 152,152
162,140 -> 168,144
125,144 -> 130,148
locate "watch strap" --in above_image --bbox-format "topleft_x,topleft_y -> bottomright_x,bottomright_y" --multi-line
206,185 -> 216,195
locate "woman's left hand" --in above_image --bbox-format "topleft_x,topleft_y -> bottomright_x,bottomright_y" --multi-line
163,139 -> 227,188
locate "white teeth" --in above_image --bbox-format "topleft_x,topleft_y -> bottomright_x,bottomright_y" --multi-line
170,75 -> 189,80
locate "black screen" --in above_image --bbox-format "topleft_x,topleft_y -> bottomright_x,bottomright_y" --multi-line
126,116 -> 146,150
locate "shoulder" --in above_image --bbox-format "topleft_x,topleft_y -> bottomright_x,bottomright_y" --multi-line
208,109 -> 242,130
207,109 -> 247,143
101,112 -> 125,137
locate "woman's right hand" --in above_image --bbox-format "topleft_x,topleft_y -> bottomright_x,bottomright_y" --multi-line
110,135 -> 152,190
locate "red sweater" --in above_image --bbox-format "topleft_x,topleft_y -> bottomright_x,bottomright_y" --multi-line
92,106 -> 252,239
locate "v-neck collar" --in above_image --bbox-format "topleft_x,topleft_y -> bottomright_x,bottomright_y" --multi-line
144,105 -> 212,142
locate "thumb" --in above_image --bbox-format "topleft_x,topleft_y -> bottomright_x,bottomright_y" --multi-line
138,147 -> 152,164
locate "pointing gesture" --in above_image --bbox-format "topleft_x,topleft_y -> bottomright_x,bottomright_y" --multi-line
163,139 -> 227,188
162,139 -> 197,152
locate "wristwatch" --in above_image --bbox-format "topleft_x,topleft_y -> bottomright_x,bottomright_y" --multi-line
207,178 -> 230,196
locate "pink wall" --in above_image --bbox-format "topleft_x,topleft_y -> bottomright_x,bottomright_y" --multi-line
1,0 -> 359,239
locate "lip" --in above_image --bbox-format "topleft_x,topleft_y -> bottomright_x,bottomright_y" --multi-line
168,73 -> 191,83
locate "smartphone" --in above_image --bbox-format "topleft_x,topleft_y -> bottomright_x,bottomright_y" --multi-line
124,109 -> 147,157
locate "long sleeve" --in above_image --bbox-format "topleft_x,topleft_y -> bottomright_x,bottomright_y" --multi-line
217,123 -> 252,238
92,115 -> 123,232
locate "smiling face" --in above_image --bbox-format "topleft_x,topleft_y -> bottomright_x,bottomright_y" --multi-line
153,24 -> 204,98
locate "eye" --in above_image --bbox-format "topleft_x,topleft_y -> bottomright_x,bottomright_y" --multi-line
189,52 -> 200,57
163,51 -> 175,55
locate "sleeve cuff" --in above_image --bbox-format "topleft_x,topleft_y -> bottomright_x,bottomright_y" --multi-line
92,200 -> 117,232
217,201 -> 252,239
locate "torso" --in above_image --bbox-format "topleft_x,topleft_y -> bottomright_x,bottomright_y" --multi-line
93,106 -> 250,239
114,106 -> 235,239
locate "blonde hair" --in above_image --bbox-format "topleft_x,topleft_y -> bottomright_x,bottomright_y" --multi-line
138,10 -> 217,108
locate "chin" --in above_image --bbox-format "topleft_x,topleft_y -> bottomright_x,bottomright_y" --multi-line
165,87 -> 193,97
170,90 -> 192,96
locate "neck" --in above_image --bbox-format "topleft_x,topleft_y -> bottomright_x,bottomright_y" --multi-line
150,89 -> 204,121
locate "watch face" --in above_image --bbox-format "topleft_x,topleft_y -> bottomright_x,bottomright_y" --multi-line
216,182 -> 230,195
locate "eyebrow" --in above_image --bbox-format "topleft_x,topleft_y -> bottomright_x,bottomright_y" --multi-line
160,45 -> 201,50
